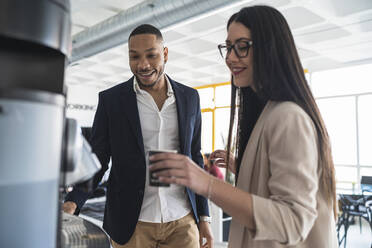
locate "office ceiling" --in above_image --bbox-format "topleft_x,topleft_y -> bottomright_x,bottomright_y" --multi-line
66,0 -> 372,89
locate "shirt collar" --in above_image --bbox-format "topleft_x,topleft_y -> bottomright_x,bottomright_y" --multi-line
133,75 -> 174,97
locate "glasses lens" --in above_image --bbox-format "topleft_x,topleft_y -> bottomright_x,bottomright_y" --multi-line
235,41 -> 251,58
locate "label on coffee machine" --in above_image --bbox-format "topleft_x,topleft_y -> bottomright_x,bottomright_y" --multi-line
147,149 -> 177,187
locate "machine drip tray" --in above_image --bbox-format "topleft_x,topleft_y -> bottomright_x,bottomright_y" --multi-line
61,212 -> 110,248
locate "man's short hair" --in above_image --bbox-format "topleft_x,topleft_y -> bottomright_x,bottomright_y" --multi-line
129,24 -> 163,41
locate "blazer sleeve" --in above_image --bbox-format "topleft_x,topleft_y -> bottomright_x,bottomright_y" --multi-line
192,91 -> 210,217
65,92 -> 111,213
251,104 -> 318,245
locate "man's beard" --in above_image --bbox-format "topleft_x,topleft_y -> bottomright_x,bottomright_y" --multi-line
136,67 -> 165,88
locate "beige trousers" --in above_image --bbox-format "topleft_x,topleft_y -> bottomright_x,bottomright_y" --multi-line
110,213 -> 200,248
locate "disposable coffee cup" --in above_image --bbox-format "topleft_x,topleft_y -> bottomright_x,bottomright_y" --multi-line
148,149 -> 177,187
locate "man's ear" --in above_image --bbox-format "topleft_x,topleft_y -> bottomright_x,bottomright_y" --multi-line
163,47 -> 168,64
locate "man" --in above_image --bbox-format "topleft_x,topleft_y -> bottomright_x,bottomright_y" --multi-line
63,24 -> 213,248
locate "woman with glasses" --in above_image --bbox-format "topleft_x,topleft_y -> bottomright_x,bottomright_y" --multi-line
150,5 -> 338,248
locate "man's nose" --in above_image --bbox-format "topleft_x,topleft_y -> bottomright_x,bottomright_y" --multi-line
138,57 -> 150,70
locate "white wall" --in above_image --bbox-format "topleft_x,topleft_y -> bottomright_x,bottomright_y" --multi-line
66,85 -> 101,127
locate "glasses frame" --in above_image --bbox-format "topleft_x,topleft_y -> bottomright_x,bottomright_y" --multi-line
217,39 -> 253,59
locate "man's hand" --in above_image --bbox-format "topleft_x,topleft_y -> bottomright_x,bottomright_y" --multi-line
199,221 -> 214,248
62,201 -> 77,215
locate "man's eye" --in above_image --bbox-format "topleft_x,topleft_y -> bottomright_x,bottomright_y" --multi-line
130,56 -> 139,60
147,54 -> 157,58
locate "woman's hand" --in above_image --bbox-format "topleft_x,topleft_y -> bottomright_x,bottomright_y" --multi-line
210,149 -> 236,174
149,153 -> 212,197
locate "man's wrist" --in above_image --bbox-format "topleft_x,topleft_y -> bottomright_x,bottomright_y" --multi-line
200,215 -> 212,223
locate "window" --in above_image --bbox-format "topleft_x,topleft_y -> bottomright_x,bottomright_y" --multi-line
215,85 -> 231,107
215,108 -> 230,150
201,111 -> 213,153
316,97 -> 357,165
311,64 -> 372,97
358,95 -> 372,166
312,63 -> 372,192
197,88 -> 214,109
195,83 -> 230,152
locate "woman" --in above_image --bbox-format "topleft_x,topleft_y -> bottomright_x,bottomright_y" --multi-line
150,5 -> 338,247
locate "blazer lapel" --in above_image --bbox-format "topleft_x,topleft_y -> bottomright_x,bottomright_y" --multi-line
170,78 -> 187,154
120,78 -> 145,156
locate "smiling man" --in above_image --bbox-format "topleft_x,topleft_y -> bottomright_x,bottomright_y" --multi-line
63,24 -> 213,248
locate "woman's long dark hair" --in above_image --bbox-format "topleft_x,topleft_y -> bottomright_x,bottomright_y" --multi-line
225,5 -> 337,219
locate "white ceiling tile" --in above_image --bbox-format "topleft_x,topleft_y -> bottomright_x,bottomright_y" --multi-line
293,23 -> 339,36
71,25 -> 85,35
170,39 -> 216,55
199,50 -> 225,63
295,27 -> 351,44
70,70 -> 97,79
167,50 -> 189,62
345,19 -> 372,33
74,75 -> 95,84
202,64 -> 230,76
88,64 -> 124,75
163,30 -> 186,43
175,14 -> 227,34
250,0 -> 292,8
71,0 -> 99,12
102,75 -> 126,84
72,59 -> 97,69
297,48 -> 319,59
165,64 -> 186,74
72,8 -> 117,27
108,57 -> 130,69
173,57 -> 213,69
95,52 -> 122,62
322,41 -> 372,62
67,0 -> 372,90
90,71 -> 111,79
169,76 -> 189,84
200,28 -> 227,44
211,75 -> 230,83
282,7 -> 325,30
307,0 -> 372,18
95,0 -> 145,11
174,70 -> 212,79
303,57 -> 341,72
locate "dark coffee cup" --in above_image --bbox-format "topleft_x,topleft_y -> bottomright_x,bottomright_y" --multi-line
148,149 -> 177,187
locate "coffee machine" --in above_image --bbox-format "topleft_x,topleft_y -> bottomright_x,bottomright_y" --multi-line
0,0 -> 107,247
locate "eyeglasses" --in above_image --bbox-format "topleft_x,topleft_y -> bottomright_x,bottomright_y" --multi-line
217,40 -> 253,59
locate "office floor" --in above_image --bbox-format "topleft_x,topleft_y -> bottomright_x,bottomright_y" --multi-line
80,197 -> 371,248
341,218 -> 372,248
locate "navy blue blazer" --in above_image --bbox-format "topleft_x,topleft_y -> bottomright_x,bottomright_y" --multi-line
66,75 -> 209,245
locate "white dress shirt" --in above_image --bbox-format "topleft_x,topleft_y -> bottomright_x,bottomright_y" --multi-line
133,76 -> 191,223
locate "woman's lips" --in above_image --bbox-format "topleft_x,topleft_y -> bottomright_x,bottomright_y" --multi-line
231,67 -> 246,76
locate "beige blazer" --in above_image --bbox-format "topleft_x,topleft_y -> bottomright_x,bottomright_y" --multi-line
228,101 -> 338,248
